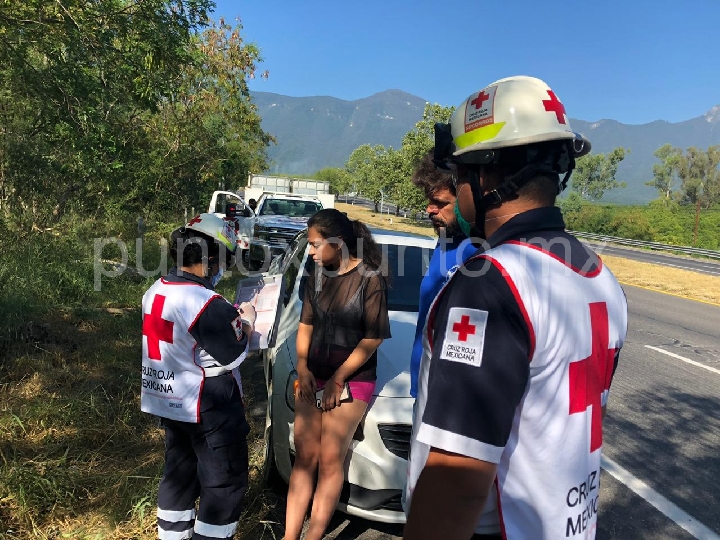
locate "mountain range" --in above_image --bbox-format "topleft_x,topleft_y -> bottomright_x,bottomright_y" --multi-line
252,90 -> 720,204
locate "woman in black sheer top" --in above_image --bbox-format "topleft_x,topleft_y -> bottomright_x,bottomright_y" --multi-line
284,209 -> 391,540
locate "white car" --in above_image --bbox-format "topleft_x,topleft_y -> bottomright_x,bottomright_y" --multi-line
260,228 -> 436,523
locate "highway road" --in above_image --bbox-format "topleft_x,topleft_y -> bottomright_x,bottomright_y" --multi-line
247,191 -> 720,275
587,242 -> 720,276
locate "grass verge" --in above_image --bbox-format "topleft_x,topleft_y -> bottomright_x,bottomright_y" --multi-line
0,223 -> 287,539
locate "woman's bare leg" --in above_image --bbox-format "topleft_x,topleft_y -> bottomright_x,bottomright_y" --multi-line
284,395 -> 323,540
304,399 -> 369,540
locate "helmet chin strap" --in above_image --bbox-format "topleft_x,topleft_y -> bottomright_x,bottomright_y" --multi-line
471,140 -> 577,213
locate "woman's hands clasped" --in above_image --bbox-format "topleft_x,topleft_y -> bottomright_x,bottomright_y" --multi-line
296,366 -> 317,405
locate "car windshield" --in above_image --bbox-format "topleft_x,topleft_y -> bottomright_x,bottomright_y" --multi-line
381,243 -> 430,312
259,199 -> 321,217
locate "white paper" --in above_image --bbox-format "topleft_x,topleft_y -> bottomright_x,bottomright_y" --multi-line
234,275 -> 283,351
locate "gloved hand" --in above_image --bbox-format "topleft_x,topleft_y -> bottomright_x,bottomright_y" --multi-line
237,302 -> 256,328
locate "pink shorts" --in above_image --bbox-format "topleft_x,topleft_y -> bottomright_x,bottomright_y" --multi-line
315,379 -> 376,404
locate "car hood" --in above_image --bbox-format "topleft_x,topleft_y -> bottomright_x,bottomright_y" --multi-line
374,310 -> 418,398
256,215 -> 308,230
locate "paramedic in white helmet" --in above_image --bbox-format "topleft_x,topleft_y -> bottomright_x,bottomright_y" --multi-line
140,213 -> 256,540
403,76 -> 628,540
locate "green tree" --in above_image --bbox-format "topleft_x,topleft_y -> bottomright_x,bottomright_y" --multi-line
0,0 -> 217,229
0,3 -> 273,234
649,144 -> 683,200
676,146 -> 720,208
314,167 -> 354,196
400,103 -> 454,168
342,104 -> 454,218
370,148 -> 407,216
649,144 -> 720,208
571,147 -> 629,201
138,18 -> 273,213
346,144 -> 389,211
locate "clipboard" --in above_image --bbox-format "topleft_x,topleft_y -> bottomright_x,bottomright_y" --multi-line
234,274 -> 283,351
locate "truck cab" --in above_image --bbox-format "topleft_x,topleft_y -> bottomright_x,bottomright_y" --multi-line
209,174 -> 335,271
248,193 -> 324,270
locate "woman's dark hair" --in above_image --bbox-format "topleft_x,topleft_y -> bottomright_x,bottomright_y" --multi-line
307,209 -> 383,270
169,228 -> 222,267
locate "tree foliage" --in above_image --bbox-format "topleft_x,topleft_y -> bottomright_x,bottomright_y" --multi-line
649,144 -> 683,200
561,198 -> 720,249
400,102 -> 454,169
343,103 -> 453,216
571,147 -> 629,201
346,144 -> 389,210
0,2 -> 272,231
650,144 -> 720,209
314,167 -> 354,195
139,18 -> 273,212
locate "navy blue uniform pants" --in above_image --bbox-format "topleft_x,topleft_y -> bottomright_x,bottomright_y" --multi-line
157,375 -> 250,540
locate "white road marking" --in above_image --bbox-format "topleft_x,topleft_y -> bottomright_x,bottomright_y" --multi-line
602,455 -> 720,539
645,345 -> 720,376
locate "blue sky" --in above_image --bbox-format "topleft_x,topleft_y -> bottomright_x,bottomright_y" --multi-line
211,0 -> 720,125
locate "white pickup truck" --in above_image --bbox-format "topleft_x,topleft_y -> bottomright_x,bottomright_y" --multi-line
208,174 -> 335,269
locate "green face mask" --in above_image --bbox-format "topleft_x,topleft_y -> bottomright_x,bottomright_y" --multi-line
454,201 -> 474,238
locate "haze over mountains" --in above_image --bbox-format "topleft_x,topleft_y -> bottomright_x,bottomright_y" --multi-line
252,90 -> 720,204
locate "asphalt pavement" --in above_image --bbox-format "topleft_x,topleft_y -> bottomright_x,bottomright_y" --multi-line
588,242 -> 720,276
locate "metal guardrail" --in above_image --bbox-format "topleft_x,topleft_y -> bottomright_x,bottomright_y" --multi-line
570,231 -> 720,261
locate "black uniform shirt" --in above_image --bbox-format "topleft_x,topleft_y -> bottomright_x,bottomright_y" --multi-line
165,268 -> 248,366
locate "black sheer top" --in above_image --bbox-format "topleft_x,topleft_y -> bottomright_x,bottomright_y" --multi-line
300,263 -> 391,382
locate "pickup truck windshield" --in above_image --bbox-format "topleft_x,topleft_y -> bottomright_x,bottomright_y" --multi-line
259,199 -> 321,217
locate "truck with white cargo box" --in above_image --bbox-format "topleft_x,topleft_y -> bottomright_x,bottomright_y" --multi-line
207,174 -> 335,270
246,174 -> 334,270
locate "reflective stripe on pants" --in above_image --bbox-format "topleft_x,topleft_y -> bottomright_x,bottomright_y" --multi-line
157,375 -> 250,540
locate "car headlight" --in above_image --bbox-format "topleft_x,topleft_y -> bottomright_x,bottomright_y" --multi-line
285,369 -> 298,412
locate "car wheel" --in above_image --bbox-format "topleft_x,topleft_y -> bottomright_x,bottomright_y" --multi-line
261,378 -> 284,489
247,257 -> 260,272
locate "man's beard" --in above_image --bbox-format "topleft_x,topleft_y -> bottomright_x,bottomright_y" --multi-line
431,217 -> 464,239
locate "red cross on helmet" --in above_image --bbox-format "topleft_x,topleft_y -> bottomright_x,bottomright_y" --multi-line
181,213 -> 238,253
447,76 -> 591,161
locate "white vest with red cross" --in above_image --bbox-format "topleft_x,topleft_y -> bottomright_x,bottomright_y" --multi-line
141,278 -> 221,423
412,240 -> 627,539
480,241 -> 626,539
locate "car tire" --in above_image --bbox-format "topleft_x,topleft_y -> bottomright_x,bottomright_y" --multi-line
247,257 -> 261,272
261,378 -> 284,489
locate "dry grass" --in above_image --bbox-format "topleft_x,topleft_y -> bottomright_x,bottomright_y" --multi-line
601,255 -> 720,305
0,281 -> 289,539
337,202 -> 720,306
336,203 -> 435,237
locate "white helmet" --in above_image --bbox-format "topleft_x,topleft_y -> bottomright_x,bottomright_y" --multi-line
440,75 -> 590,163
183,213 -> 238,253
